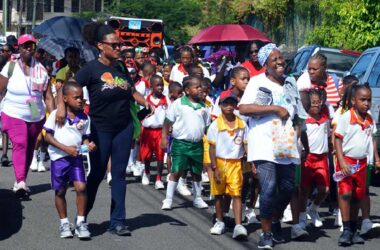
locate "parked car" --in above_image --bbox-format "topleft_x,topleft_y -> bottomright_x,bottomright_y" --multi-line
285,45 -> 361,79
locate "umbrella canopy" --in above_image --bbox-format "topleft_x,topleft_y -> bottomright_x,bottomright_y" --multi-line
188,24 -> 271,45
33,16 -> 91,41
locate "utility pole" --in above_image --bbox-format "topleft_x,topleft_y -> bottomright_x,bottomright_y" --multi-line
18,0 -> 23,36
2,0 -> 7,36
31,0 -> 37,33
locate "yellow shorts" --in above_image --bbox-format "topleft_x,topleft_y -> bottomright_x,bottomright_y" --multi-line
210,158 -> 242,196
203,135 -> 211,164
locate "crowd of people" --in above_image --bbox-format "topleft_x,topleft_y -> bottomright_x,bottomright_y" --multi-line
0,22 -> 379,249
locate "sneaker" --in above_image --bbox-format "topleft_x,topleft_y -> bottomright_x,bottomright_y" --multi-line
245,207 -> 260,224
334,209 -> 342,227
133,162 -> 144,177
13,181 -> 30,197
258,232 -> 274,249
291,224 -> 309,240
30,158 -> 38,172
210,220 -> 225,235
60,222 -> 74,238
1,154 -> 10,167
161,199 -> 172,210
75,221 -> 91,239
338,229 -> 353,246
141,172 -> 150,185
282,204 -> 292,223
272,222 -> 285,243
232,224 -> 247,239
360,218 -> 380,236
201,172 -> 209,183
307,206 -> 323,228
352,231 -> 365,244
126,165 -> 133,174
166,173 -> 171,182
37,161 -> 47,172
107,172 -> 112,186
176,182 -> 192,196
108,225 -> 131,236
255,196 -> 260,209
155,180 -> 165,190
193,197 -> 208,209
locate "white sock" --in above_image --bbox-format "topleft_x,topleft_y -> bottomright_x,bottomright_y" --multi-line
39,152 -> 46,162
33,150 -> 38,160
193,181 -> 202,199
128,148 -> 135,166
166,180 -> 177,200
77,215 -> 85,225
60,217 -> 69,226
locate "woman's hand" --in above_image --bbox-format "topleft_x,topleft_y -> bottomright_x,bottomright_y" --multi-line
88,142 -> 97,152
275,106 -> 290,120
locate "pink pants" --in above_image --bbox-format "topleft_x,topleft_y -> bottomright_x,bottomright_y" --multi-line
1,112 -> 44,183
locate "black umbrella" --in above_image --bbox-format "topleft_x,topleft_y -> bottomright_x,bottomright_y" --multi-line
33,16 -> 91,40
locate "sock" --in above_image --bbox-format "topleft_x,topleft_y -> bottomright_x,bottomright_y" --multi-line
166,180 -> 177,200
39,152 -> 46,163
311,202 -> 320,211
299,212 -> 307,223
156,175 -> 161,181
350,221 -> 357,232
60,217 -> 69,226
193,181 -> 202,199
343,221 -> 351,231
77,216 -> 85,225
33,150 -> 38,160
128,148 -> 135,166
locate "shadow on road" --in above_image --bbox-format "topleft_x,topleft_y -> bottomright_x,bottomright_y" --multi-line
0,189 -> 23,241
30,183 -> 52,195
127,213 -> 187,231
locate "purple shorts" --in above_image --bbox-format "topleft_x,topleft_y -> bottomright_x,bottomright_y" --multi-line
50,155 -> 86,191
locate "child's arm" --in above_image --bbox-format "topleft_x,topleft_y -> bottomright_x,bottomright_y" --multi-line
160,119 -> 172,150
372,137 -> 380,174
44,132 -> 78,157
209,144 -> 221,184
334,137 -> 350,175
300,130 -> 310,164
82,138 -> 97,152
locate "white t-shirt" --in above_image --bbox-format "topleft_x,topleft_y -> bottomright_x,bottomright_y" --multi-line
142,94 -> 168,128
1,59 -> 48,122
43,110 -> 91,161
335,109 -> 376,159
305,117 -> 329,154
207,116 -> 248,159
166,96 -> 210,142
239,73 -> 299,164
135,78 -> 150,97
169,63 -> 210,84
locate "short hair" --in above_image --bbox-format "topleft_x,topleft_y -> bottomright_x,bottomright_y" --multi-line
169,82 -> 182,93
182,76 -> 201,90
150,74 -> 162,85
342,75 -> 359,86
230,66 -> 249,79
180,46 -> 195,58
309,52 -> 327,68
62,80 -> 82,96
64,47 -> 80,56
201,77 -> 211,88
188,64 -> 202,76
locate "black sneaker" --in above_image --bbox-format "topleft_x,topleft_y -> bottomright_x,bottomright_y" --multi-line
1,154 -> 10,166
272,222 -> 285,243
351,231 -> 365,244
258,232 -> 274,249
108,225 -> 131,236
338,229 -> 353,246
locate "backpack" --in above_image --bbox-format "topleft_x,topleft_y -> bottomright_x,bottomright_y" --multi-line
331,73 -> 339,91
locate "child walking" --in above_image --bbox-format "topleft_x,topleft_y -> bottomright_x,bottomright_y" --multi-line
207,91 -> 249,239
334,85 -> 380,246
140,75 -> 168,189
161,76 -> 210,210
44,81 -> 96,239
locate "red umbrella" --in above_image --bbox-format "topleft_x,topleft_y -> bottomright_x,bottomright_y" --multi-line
188,24 -> 271,45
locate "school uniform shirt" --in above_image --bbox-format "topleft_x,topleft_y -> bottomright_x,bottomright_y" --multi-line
142,93 -> 168,128
305,109 -> 330,154
135,77 -> 150,97
207,115 -> 248,159
43,110 -> 91,161
74,59 -> 133,132
334,108 -> 377,159
166,95 -> 211,142
239,73 -> 299,164
169,63 -> 210,84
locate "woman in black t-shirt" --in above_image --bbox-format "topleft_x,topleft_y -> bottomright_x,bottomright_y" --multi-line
57,23 -> 152,236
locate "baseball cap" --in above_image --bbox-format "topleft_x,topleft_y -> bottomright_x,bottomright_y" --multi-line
18,34 -> 37,46
219,89 -> 238,104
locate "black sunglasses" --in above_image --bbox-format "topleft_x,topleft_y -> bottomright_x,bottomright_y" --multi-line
20,42 -> 36,50
102,41 -> 122,50
250,49 -> 259,54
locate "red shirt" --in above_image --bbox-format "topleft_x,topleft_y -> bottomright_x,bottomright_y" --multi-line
241,60 -> 265,78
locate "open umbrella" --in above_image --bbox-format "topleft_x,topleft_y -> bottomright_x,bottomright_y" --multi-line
188,24 -> 271,45
33,16 -> 91,41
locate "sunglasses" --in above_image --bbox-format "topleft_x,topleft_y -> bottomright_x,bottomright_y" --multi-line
20,42 -> 36,50
250,49 -> 259,54
102,41 -> 122,50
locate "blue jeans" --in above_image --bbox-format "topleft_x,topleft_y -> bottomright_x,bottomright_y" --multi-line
86,122 -> 134,229
254,160 -> 295,220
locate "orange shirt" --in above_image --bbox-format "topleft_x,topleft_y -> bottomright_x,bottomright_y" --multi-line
241,60 -> 265,78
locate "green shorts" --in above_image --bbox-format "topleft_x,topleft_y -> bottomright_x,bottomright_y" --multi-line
171,139 -> 203,176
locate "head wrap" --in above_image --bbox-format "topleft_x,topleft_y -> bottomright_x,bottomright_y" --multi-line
258,43 -> 278,66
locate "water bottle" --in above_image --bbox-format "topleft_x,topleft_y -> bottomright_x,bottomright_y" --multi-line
79,144 -> 89,154
333,165 -> 357,182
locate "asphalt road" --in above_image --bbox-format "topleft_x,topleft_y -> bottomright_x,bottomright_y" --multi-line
0,161 -> 380,250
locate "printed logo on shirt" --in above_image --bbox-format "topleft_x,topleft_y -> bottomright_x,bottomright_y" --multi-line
100,72 -> 126,91
234,135 -> 243,145
364,126 -> 372,137
76,120 -> 85,130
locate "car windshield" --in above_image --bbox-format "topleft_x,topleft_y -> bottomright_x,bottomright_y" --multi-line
322,51 -> 359,73
351,53 -> 375,82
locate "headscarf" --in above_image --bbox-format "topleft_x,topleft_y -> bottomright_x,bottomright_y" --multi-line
258,43 -> 278,66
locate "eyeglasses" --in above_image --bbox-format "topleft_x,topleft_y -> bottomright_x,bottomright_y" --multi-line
101,41 -> 122,50
250,49 -> 259,54
20,42 -> 36,50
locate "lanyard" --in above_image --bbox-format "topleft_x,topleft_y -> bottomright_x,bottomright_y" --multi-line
18,59 -> 34,96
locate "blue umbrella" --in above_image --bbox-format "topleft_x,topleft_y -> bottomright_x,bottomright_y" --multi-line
33,16 -> 91,41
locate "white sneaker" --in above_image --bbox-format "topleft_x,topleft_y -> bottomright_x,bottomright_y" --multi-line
334,209 -> 342,227
37,161 -> 47,172
155,180 -> 165,190
232,224 -> 247,239
193,197 -> 208,209
282,204 -> 293,223
161,199 -> 172,210
210,220 -> 225,235
245,208 -> 260,224
291,224 -> 309,240
202,172 -> 209,183
30,158 -> 38,172
142,172 -> 150,185
307,206 -> 323,228
133,162 -> 144,177
360,218 -> 380,235
107,172 -> 112,186
13,181 -> 30,196
255,196 -> 260,209
126,165 -> 133,174
176,182 -> 192,196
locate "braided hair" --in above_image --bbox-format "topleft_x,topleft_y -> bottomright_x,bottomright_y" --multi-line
309,52 -> 327,69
